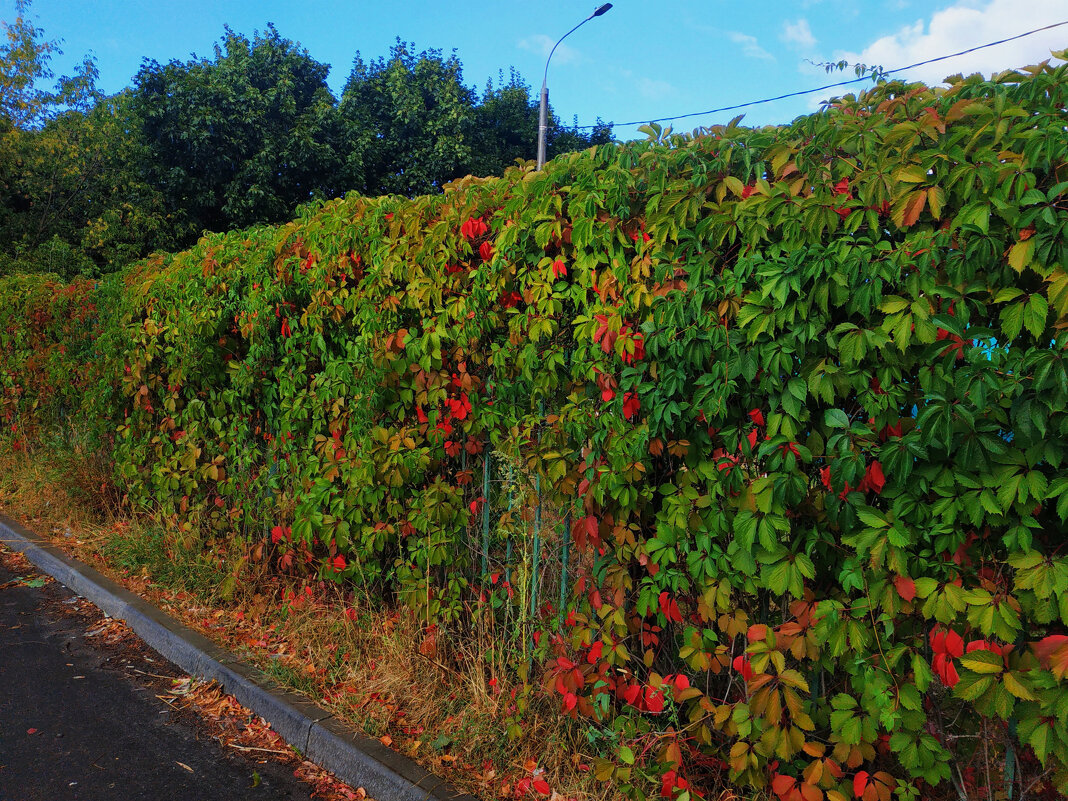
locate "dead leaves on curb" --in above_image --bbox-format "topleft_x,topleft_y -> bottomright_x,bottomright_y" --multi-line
160,677 -> 370,801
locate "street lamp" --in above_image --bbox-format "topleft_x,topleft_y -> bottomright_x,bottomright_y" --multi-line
536,3 -> 612,170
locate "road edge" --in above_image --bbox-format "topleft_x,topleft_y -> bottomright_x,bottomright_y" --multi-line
0,513 -> 478,801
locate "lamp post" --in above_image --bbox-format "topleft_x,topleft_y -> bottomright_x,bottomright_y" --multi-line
536,3 -> 612,171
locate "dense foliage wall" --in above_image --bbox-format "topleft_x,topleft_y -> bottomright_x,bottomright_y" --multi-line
4,57 -> 1068,800
0,273 -> 100,443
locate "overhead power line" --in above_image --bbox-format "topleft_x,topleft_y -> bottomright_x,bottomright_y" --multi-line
576,19 -> 1068,130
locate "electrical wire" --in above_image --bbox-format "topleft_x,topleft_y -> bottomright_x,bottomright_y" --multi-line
574,19 -> 1068,130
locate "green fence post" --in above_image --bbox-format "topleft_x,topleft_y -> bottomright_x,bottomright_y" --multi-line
530,471 -> 541,621
559,512 -> 570,625
505,487 -> 513,588
480,446 -> 491,580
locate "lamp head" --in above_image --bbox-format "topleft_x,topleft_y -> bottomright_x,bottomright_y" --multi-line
591,3 -> 612,18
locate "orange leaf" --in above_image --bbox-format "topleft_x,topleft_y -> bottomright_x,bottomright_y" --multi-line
771,774 -> 797,799
893,575 -> 916,602
1032,635 -> 1068,679
900,190 -> 927,228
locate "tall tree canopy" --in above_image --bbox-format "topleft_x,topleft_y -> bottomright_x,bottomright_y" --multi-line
339,41 -> 475,198
1,6 -> 615,277
338,44 -> 614,197
465,68 -> 612,180
0,0 -> 143,278
133,25 -> 343,235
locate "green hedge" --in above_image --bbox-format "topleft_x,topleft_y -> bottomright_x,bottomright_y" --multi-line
4,55 -> 1068,799
0,272 -> 102,443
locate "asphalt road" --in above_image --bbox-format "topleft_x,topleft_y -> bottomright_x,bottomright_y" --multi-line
0,559 -> 312,801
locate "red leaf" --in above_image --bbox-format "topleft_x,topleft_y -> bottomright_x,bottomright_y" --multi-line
748,408 -> 765,427
479,241 -> 494,262
967,639 -> 1005,658
563,692 -> 577,711
820,466 -> 832,491
853,771 -> 870,799
460,217 -> 488,240
894,575 -> 916,602
732,654 -> 753,682
865,460 -> 886,494
622,392 -> 640,421
587,641 -> 604,664
658,591 -> 683,623
531,780 -> 550,796
944,629 -> 964,658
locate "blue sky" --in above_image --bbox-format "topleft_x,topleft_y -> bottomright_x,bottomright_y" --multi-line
5,0 -> 1067,140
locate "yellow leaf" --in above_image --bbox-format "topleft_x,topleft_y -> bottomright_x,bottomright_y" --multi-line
927,185 -> 945,219
1009,238 -> 1035,273
894,165 -> 929,184
1003,671 -> 1036,701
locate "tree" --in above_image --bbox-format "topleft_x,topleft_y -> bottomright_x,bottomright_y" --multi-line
0,0 -> 98,130
133,25 -> 342,238
338,46 -> 614,198
0,0 -> 135,279
339,41 -> 475,198
464,69 -> 612,179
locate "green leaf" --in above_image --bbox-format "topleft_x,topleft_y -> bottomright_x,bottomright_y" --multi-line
1023,293 -> 1049,338
954,673 -> 994,701
1030,723 -> 1051,764
824,409 -> 850,429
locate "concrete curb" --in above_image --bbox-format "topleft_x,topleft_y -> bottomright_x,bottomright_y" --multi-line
0,514 -> 478,801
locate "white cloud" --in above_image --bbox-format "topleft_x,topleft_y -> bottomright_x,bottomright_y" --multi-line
517,34 -> 580,66
729,32 -> 775,61
838,0 -> 1067,85
782,19 -> 817,51
637,78 -> 676,100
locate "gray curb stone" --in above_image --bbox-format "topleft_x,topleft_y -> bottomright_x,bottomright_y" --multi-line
0,514 -> 480,801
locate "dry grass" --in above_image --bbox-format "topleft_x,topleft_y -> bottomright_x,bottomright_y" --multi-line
0,442 -> 624,801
